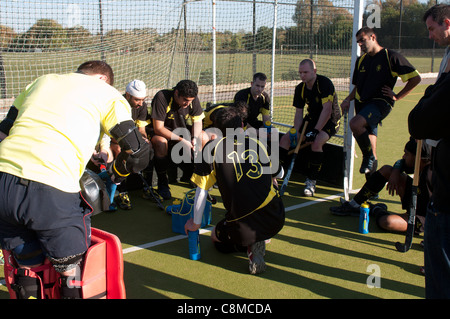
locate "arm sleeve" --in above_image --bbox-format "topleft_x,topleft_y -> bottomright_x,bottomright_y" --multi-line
193,187 -> 208,225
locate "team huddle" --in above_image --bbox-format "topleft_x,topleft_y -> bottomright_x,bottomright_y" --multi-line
0,3 -> 449,299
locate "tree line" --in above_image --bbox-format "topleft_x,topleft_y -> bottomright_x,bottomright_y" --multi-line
0,0 -> 440,53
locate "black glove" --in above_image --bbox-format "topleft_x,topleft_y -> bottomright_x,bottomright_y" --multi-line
305,129 -> 319,142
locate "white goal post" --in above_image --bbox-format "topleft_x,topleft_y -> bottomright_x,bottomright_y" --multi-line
0,0 -> 362,192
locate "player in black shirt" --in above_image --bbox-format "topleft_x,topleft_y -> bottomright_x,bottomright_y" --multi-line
150,80 -> 206,200
279,59 -> 341,196
341,27 -> 421,176
185,106 -> 285,275
234,72 -> 271,129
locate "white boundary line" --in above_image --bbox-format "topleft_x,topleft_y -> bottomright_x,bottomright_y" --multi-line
0,192 -> 346,287
122,192 -> 346,255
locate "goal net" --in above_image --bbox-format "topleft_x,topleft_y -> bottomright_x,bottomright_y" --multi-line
0,0 -> 358,188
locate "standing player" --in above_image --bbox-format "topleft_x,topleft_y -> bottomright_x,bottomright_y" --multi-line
341,27 -> 421,176
185,106 -> 285,275
279,59 -> 341,196
234,72 -> 271,129
150,80 -> 206,200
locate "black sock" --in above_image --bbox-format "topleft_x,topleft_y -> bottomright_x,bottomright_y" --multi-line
354,131 -> 373,158
154,156 -> 169,187
353,171 -> 387,204
307,151 -> 323,180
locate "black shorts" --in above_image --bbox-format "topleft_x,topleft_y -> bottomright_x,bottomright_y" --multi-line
355,100 -> 392,136
215,195 -> 285,246
302,117 -> 337,139
0,172 -> 92,259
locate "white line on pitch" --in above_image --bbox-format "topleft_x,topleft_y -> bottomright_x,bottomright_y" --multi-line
122,192 -> 345,255
0,192 -> 346,287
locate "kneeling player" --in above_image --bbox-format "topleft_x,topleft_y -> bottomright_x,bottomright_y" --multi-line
185,107 -> 285,274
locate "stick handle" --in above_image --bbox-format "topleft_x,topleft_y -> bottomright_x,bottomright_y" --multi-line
412,139 -> 422,187
291,121 -> 309,155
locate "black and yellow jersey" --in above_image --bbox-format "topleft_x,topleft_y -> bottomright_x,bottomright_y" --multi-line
150,89 -> 204,131
203,103 -> 232,129
234,87 -> 270,128
293,74 -> 340,125
191,134 -> 278,222
353,48 -> 419,106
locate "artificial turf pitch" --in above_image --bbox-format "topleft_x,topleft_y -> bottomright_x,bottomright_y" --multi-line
0,84 -> 429,301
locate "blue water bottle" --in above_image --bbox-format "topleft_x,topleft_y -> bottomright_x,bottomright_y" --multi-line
188,230 -> 201,260
359,202 -> 370,234
289,127 -> 297,148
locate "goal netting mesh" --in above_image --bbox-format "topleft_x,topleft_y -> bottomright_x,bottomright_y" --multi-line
0,0 -> 355,136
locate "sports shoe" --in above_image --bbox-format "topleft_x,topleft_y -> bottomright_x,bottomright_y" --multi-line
107,202 -> 118,212
360,155 -> 376,174
157,184 -> 172,200
330,201 -> 360,216
117,192 -> 132,210
304,178 -> 316,197
369,203 -> 389,219
369,202 -> 388,212
247,241 -> 266,275
142,186 -> 163,202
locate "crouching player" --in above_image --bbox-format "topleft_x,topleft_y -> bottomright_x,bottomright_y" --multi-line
0,61 -> 150,299
184,107 -> 285,275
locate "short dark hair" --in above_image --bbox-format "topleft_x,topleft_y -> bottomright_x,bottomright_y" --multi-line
356,26 -> 376,38
174,80 -> 198,98
215,106 -> 243,135
233,100 -> 248,122
253,72 -> 267,82
423,4 -> 450,25
77,60 -> 114,85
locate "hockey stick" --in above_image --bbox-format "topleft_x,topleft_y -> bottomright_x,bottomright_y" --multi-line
343,112 -> 350,201
287,141 -> 311,155
279,121 -> 308,196
137,172 -> 165,211
395,139 -> 422,253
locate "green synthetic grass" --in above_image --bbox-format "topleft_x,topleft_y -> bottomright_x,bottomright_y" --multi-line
0,83 -> 428,300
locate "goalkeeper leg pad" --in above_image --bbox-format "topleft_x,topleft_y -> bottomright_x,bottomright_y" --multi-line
2,228 -> 125,299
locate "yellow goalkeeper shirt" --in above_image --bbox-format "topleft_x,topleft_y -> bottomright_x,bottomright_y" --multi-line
0,72 -> 132,193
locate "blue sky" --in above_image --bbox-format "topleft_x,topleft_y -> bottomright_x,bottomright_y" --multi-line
0,0 -> 437,35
